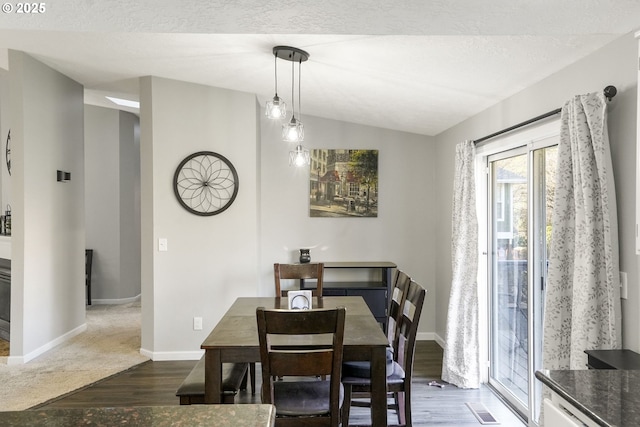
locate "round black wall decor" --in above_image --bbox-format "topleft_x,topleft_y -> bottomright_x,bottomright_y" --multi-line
173,151 -> 239,216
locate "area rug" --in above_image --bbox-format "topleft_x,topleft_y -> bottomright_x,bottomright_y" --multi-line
0,301 -> 149,411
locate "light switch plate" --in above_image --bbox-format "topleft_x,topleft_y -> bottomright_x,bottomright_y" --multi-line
158,238 -> 168,252
193,317 -> 203,331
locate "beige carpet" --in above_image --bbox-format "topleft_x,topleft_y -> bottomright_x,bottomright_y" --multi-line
0,338 -> 8,357
0,302 -> 149,411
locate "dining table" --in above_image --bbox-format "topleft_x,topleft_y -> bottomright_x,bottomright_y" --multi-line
201,295 -> 390,427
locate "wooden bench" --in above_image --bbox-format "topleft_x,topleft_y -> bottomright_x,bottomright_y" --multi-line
176,357 -> 254,404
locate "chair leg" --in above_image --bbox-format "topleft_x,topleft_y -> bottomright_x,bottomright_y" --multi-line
249,362 -> 256,395
240,368 -> 248,390
396,391 -> 406,425
404,387 -> 412,427
389,392 -> 405,426
341,384 -> 353,426
394,388 -> 412,427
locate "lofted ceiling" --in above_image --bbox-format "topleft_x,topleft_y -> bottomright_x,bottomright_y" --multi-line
0,1 -> 638,136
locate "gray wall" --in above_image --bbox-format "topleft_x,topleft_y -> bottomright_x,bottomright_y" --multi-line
434,32 -> 639,351
9,51 -> 85,362
84,106 -> 140,302
259,114 -> 437,335
140,76 -> 260,358
138,75 -> 438,359
119,111 -> 141,300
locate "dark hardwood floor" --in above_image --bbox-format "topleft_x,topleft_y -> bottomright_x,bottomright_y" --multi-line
37,341 -> 525,426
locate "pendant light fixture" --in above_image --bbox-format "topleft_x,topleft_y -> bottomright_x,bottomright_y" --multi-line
279,47 -> 307,143
265,51 -> 286,119
267,46 -> 311,166
285,55 -> 310,166
282,54 -> 304,143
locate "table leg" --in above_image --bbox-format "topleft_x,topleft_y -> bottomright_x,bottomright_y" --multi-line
204,349 -> 223,404
370,346 -> 388,427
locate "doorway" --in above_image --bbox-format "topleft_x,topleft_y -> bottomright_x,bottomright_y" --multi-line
481,127 -> 558,425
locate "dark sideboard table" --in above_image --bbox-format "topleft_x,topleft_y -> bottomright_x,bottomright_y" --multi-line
301,261 -> 396,329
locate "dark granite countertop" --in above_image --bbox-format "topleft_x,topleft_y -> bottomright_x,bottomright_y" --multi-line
536,369 -> 640,426
0,404 -> 276,426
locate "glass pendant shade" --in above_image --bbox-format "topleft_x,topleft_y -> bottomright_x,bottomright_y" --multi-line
265,95 -> 286,119
289,144 -> 310,167
282,116 -> 304,143
269,46 -> 310,161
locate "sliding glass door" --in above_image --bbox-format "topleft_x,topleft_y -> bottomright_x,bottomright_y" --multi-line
487,140 -> 557,424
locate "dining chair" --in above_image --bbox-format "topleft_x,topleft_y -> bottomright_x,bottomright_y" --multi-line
342,269 -> 411,381
256,306 -> 346,426
341,280 -> 426,426
85,249 -> 94,306
273,262 -> 325,297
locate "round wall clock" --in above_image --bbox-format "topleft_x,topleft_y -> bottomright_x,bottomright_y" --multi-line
173,151 -> 239,216
5,129 -> 10,176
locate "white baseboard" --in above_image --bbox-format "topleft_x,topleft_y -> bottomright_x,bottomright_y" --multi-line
416,332 -> 436,341
433,333 -> 446,348
140,348 -> 204,361
416,332 -> 445,348
90,294 -> 141,305
8,323 -> 87,365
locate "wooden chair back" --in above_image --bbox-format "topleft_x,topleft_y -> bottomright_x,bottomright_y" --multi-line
394,280 -> 426,377
257,306 -> 346,426
273,262 -> 324,297
387,269 -> 411,347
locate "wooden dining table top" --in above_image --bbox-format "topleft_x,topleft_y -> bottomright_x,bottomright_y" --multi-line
201,296 -> 389,354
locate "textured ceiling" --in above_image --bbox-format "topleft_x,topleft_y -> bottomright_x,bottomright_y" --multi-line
0,1 -> 638,136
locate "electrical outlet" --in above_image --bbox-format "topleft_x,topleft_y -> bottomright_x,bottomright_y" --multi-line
193,317 -> 203,331
620,272 -> 628,300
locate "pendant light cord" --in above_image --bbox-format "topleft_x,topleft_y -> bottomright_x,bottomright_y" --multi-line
291,57 -> 296,119
298,58 -> 302,121
273,53 -> 278,96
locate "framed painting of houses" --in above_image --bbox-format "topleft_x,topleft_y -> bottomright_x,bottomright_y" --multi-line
309,149 -> 378,218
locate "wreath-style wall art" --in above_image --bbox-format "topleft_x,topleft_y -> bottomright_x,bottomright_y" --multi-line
5,129 -> 10,176
173,151 -> 239,216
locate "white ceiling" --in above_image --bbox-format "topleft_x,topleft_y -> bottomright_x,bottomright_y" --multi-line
0,1 -> 638,136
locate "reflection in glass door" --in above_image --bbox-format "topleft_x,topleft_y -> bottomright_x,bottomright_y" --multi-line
488,143 -> 557,424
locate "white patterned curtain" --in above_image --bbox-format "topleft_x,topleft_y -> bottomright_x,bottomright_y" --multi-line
543,92 -> 621,371
442,140 -> 480,389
